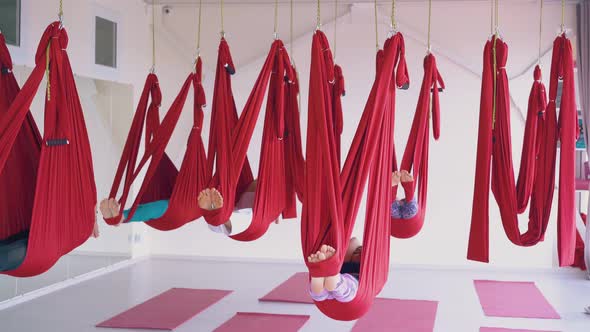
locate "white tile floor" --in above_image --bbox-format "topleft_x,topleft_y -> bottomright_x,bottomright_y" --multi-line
0,258 -> 589,332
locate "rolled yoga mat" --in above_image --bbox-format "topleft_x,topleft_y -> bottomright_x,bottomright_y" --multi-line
96,288 -> 232,330
473,280 -> 560,319
213,312 -> 310,332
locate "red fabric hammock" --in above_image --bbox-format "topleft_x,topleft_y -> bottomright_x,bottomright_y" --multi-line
390,53 -> 443,239
468,35 -> 578,267
0,23 -> 97,277
105,58 -> 208,231
202,38 -> 301,242
302,31 -> 408,321
0,34 -> 41,242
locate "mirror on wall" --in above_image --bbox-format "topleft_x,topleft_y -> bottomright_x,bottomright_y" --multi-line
0,66 -> 134,303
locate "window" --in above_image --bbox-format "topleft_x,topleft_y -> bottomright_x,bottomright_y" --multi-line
95,16 -> 117,68
0,0 -> 21,46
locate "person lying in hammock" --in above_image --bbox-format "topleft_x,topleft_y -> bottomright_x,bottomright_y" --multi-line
0,209 -> 100,272
307,238 -> 363,303
391,170 -> 418,219
306,171 -> 416,302
98,181 -> 261,235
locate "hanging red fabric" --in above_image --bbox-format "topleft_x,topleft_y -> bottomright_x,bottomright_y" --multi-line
551,34 -> 578,266
466,35 -> 580,265
0,33 -> 42,242
302,31 -> 408,321
203,39 -> 301,242
105,58 -> 208,231
390,53 -> 443,239
0,23 -> 97,277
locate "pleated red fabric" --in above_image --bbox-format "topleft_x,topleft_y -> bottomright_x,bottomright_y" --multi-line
390,53 -> 443,239
105,58 -> 208,231
302,32 -> 407,321
551,34 -> 578,267
283,66 -> 305,219
0,23 -> 97,277
203,39 -> 301,242
0,34 -> 42,241
467,35 -> 579,266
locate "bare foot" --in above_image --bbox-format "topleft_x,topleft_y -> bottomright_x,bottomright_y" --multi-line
198,189 -> 212,210
392,171 -> 401,187
99,199 -> 113,219
210,188 -> 224,210
108,198 -> 123,226
198,188 -> 224,211
308,249 -> 328,294
400,170 -> 414,183
318,245 -> 341,291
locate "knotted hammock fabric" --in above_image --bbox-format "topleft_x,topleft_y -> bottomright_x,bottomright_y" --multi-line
0,23 -> 97,277
468,35 -> 578,267
105,58 -> 208,231
390,53 -> 443,239
302,31 -> 408,321
203,39 -> 301,242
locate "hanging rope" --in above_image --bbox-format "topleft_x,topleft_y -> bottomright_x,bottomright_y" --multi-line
316,0 -> 321,30
334,0 -> 338,59
561,0 -> 565,32
427,0 -> 432,53
391,0 -> 397,32
494,0 -> 499,35
374,0 -> 379,50
273,0 -> 279,39
151,2 -> 156,72
58,0 -> 64,24
538,0 -> 543,65
197,0 -> 202,55
290,0 -> 294,56
221,0 -> 225,38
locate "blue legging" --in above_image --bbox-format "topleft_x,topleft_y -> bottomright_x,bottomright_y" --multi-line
0,232 -> 28,272
123,200 -> 170,222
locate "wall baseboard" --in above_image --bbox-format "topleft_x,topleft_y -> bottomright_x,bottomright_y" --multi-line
150,254 -> 587,278
0,257 -> 145,311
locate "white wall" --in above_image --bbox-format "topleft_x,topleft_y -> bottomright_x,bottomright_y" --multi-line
147,1 -> 580,269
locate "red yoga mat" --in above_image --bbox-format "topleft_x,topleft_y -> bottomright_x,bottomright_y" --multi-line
474,280 -> 560,319
96,288 -> 232,330
259,272 -> 313,304
213,312 -> 310,332
351,298 -> 438,332
480,328 -> 560,332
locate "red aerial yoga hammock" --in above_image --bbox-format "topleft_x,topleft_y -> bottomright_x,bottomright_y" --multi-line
0,23 -> 97,277
202,38 -> 303,241
468,34 -> 578,267
390,52 -> 444,239
104,58 -> 208,231
302,31 -> 409,321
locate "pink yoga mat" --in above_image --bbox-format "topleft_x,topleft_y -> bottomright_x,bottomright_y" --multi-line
214,312 -> 310,332
259,272 -> 313,304
474,280 -> 560,319
480,328 -> 560,332
352,298 -> 438,332
97,288 -> 232,330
